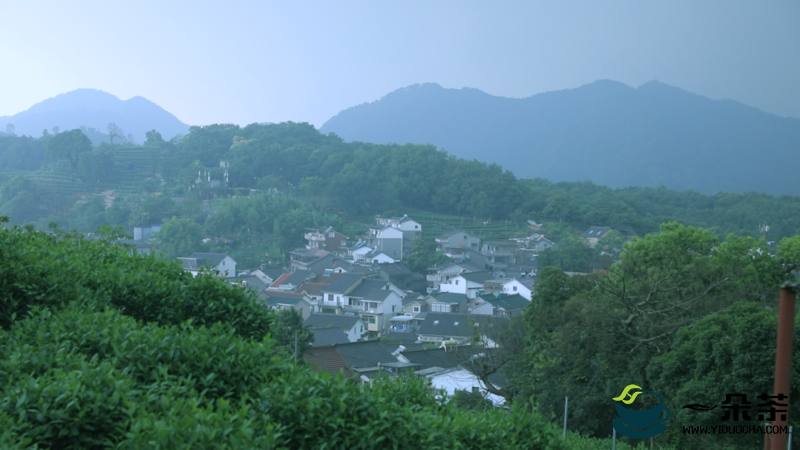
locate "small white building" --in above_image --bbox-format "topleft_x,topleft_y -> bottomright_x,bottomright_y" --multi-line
482,278 -> 532,301
177,252 -> 236,278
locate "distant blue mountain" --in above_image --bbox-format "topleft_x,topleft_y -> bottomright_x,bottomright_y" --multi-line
0,89 -> 189,144
320,81 -> 800,196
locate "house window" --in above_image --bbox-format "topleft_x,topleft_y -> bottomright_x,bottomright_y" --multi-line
341,240 -> 346,246
455,280 -> 459,285
392,305 -> 395,312
413,306 -> 420,313
327,294 -> 333,301
361,326 -> 363,332
451,305 -> 459,313
365,316 -> 376,324
329,232 -> 335,237
513,286 -> 517,291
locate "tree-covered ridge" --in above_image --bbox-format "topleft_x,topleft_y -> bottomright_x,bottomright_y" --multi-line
1,122 -> 799,263
0,217 -> 636,449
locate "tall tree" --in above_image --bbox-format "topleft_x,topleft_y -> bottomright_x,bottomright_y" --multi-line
107,123 -> 124,145
46,129 -> 92,170
271,308 -> 314,360
154,216 -> 205,260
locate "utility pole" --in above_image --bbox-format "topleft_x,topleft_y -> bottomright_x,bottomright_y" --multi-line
294,331 -> 298,362
766,283 -> 796,450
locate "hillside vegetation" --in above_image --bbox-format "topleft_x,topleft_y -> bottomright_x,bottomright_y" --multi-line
0,122 -> 799,267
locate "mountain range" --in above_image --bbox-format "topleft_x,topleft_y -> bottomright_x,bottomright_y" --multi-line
320,81 -> 800,196
0,89 -> 189,144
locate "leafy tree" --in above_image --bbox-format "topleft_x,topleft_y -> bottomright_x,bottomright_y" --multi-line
144,129 -> 165,147
154,216 -> 206,259
646,302 -> 800,450
46,128 -> 92,170
537,238 -> 594,272
404,237 -> 451,273
271,308 -> 314,360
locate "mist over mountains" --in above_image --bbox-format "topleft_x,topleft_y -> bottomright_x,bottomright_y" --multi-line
0,89 -> 189,144
320,80 -> 800,196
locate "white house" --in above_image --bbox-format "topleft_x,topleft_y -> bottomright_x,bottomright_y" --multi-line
177,252 -> 236,278
481,278 -> 533,301
438,271 -> 495,299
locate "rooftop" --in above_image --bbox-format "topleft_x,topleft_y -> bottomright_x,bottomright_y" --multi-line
304,313 -> 364,330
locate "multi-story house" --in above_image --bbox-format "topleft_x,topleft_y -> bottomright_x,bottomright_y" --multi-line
480,241 -> 517,269
438,271 -> 495,299
435,230 -> 481,255
482,278 -> 533,301
304,226 -> 349,256
374,215 -> 422,258
366,225 -> 404,261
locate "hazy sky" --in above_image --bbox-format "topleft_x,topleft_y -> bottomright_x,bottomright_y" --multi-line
1,1 -> 798,127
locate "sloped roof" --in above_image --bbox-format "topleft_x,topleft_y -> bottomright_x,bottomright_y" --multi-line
459,272 -> 495,283
363,289 -> 393,301
298,273 -> 343,296
430,293 -> 467,304
269,273 -> 292,288
284,270 -> 315,286
265,294 -> 307,307
403,348 -> 464,371
585,226 -> 612,238
187,252 -> 232,266
228,275 -> 269,291
417,313 -> 474,337
261,266 -> 285,281
304,313 -> 363,330
310,328 -> 352,346
303,345 -> 356,378
335,340 -> 398,369
377,263 -> 412,275
484,294 -> 530,311
518,257 -> 538,269
437,229 -> 465,238
348,280 -> 390,298
323,273 -> 364,294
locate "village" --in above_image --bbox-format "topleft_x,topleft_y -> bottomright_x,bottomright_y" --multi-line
145,215 -> 637,406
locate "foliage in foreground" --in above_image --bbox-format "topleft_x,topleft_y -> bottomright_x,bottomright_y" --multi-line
0,220 -> 582,449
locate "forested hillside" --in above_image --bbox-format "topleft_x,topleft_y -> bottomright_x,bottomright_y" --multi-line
1,122 -> 799,268
320,81 -> 800,196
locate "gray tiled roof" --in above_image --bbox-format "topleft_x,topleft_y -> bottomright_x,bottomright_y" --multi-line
335,340 -> 398,369
348,280 -> 390,298
430,293 -> 467,304
417,313 -> 499,338
262,267 -> 285,281
403,348 -> 464,370
265,294 -> 307,307
310,328 -> 352,346
376,263 -> 412,275
304,313 -> 363,329
460,272 -> 495,283
323,274 -> 364,294
303,345 -> 356,378
188,252 -> 231,266
484,294 -> 530,311
585,226 -> 612,237
363,289 -> 392,301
